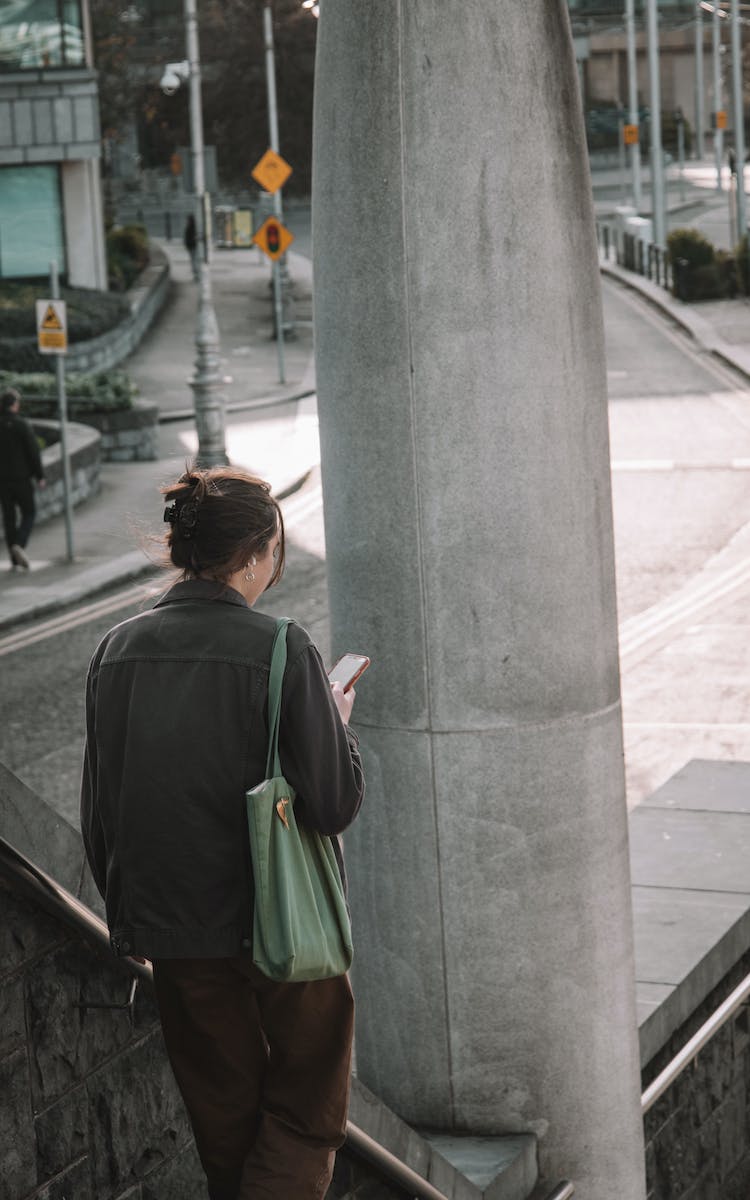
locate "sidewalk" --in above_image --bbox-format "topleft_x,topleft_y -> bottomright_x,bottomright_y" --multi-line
0,243 -> 321,632
598,161 -> 750,384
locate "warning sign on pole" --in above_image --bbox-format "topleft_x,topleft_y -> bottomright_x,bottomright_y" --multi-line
623,124 -> 639,146
251,149 -> 292,194
36,299 -> 68,354
252,216 -> 294,261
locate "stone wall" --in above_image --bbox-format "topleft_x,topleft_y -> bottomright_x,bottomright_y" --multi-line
74,401 -> 159,463
0,882 -> 203,1200
642,947 -> 750,1200
64,249 -> 172,376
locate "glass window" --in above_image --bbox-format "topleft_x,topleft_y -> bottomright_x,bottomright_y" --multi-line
0,0 -> 84,71
0,166 -> 66,278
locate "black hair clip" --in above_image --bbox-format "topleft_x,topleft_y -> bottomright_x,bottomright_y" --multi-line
163,502 -> 178,526
179,501 -> 199,538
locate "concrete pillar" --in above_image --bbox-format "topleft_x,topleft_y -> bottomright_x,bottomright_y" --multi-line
312,4 -> 646,1199
61,159 -> 107,290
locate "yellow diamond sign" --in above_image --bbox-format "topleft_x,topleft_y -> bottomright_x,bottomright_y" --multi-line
252,216 -> 294,262
252,149 -> 292,195
36,299 -> 68,354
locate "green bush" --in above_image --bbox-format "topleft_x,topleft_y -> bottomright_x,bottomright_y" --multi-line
0,368 -> 136,416
666,228 -> 715,271
107,224 -> 150,292
666,228 -> 735,301
735,235 -> 750,295
0,280 -> 132,371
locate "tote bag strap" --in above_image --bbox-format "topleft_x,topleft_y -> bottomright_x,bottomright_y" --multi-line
266,618 -> 290,779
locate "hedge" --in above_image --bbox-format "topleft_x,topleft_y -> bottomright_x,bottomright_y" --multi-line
0,368 -> 136,417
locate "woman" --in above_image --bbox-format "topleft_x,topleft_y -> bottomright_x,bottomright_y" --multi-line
80,467 -> 365,1200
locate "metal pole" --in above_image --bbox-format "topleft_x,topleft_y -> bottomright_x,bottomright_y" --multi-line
50,261 -> 74,562
625,0 -> 642,209
677,111 -> 686,201
714,0 -> 724,191
695,1 -> 705,159
731,0 -> 747,245
263,2 -> 287,383
618,104 -> 627,203
646,0 -> 666,247
184,0 -> 228,466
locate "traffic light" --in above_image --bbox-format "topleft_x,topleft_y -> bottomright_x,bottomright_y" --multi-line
266,222 -> 280,255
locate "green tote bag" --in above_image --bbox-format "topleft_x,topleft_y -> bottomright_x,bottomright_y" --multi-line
245,619 -> 354,982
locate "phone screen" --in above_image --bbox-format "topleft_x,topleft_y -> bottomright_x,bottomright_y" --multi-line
327,653 -> 370,692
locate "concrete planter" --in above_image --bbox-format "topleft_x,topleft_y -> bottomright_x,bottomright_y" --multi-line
34,419 -> 100,526
64,247 -> 172,374
76,400 -> 159,463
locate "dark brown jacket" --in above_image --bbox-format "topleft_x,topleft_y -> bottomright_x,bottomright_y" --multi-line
80,579 -> 364,959
0,412 -> 44,483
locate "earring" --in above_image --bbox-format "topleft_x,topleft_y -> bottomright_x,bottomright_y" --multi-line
244,564 -> 256,582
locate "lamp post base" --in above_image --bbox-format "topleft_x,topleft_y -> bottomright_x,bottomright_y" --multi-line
190,265 -> 229,467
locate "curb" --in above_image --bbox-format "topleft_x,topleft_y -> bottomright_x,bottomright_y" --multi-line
158,388 -> 316,425
600,257 -> 750,388
0,467 -> 315,637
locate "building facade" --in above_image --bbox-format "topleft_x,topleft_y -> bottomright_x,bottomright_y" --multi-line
0,0 -> 107,288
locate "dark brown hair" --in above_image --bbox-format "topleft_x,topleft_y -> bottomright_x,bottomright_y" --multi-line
161,466 -> 285,587
1,388 -> 21,415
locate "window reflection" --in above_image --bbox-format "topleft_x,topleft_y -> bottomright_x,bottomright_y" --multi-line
0,166 -> 66,278
0,0 -> 84,70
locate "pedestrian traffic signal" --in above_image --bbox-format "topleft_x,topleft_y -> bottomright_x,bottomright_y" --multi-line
252,215 -> 294,261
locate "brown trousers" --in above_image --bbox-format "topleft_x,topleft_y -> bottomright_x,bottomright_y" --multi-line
152,957 -> 354,1200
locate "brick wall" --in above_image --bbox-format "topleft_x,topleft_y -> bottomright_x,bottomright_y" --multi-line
643,948 -> 750,1200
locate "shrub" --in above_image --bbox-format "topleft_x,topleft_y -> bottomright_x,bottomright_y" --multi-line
666,228 -> 716,270
0,281 -> 131,371
107,224 -> 150,292
0,368 -> 137,417
735,235 -> 750,295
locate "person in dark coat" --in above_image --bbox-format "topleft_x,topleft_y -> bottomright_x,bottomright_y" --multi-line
81,466 -> 365,1200
0,388 -> 46,570
184,213 -> 200,280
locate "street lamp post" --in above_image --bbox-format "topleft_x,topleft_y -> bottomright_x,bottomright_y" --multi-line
162,0 -> 228,467
713,0 -> 724,191
185,0 -> 228,466
646,0 -> 666,247
625,0 -> 642,209
695,1 -> 705,159
730,0 -> 747,247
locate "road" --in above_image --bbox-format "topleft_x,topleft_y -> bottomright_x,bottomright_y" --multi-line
604,276 -> 750,805
3,275 -> 750,821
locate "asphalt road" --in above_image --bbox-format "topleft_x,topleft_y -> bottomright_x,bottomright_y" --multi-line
4,276 -> 750,819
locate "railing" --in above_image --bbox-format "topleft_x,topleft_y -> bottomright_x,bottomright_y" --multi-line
597,222 -> 673,293
641,969 -> 750,1113
0,836 -> 581,1199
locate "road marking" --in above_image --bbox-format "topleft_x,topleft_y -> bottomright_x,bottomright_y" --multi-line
612,459 -> 750,471
619,556 -> 750,662
0,486 -> 325,659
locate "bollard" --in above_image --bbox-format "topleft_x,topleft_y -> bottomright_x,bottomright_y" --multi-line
165,210 -> 172,240
603,225 -> 610,259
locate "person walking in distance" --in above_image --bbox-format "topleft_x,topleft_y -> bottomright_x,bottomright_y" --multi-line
0,388 -> 46,570
80,466 -> 365,1200
184,214 -> 200,281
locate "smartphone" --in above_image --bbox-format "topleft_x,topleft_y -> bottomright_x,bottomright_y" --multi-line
328,653 -> 370,693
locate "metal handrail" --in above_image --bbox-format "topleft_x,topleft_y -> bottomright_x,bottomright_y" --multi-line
0,834 -> 575,1200
641,969 -> 750,1113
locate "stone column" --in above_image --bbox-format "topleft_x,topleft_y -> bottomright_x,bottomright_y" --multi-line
312,4 -> 646,1198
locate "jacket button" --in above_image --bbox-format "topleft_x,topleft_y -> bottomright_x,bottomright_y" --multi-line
241,938 -> 251,950
121,941 -> 131,954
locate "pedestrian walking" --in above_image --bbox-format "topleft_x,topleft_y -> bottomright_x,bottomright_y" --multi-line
184,214 -> 200,281
0,387 -> 46,570
80,466 -> 365,1200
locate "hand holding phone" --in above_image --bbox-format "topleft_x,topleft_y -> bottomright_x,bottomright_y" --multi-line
327,653 -> 370,693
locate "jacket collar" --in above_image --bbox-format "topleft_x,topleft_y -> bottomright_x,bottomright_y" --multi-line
153,578 -> 249,610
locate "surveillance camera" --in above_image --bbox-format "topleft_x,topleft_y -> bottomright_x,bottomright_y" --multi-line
160,61 -> 188,96
160,69 -> 181,96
